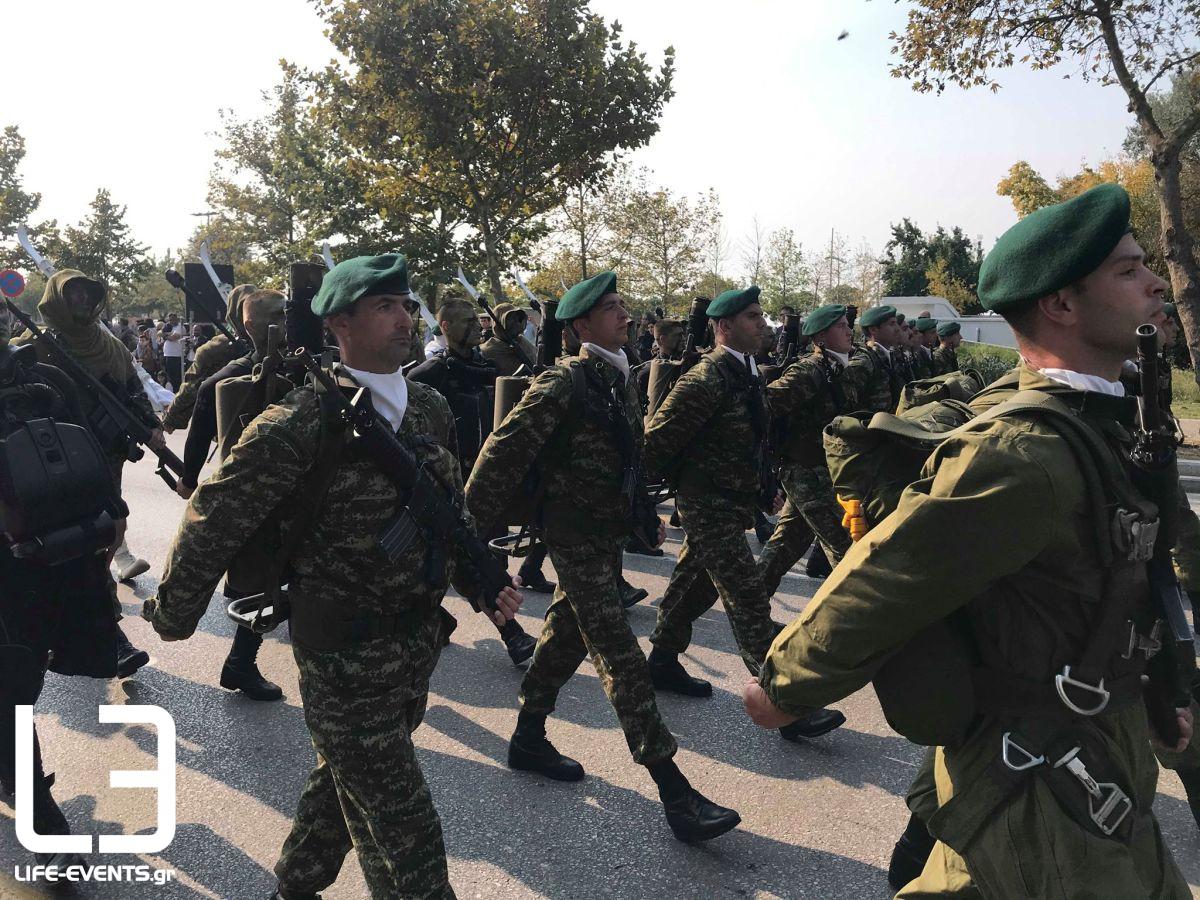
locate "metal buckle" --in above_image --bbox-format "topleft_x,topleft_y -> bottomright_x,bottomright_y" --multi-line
1053,748 -> 1132,836
1112,509 -> 1158,562
1054,666 -> 1110,716
1121,619 -> 1163,660
1002,732 -> 1045,772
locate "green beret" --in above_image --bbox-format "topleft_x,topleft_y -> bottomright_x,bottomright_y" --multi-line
979,183 -> 1130,313
557,271 -> 617,322
1164,302 -> 1177,319
707,286 -> 762,319
937,321 -> 961,338
311,253 -> 409,317
859,304 -> 897,329
802,304 -> 847,337
915,317 -> 939,333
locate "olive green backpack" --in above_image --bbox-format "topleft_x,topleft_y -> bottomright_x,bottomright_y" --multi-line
821,372 -> 1126,746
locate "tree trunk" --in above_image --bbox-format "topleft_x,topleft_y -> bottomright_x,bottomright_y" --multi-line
578,185 -> 589,280
1152,150 -> 1200,384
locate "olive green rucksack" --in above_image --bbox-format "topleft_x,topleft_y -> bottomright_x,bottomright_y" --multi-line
821,377 -> 1122,746
896,369 -> 986,414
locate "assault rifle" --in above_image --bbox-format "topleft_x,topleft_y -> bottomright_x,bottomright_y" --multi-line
164,269 -> 251,357
538,299 -> 562,369
294,351 -> 509,614
680,297 -> 710,372
780,313 -> 801,364
5,299 -> 184,489
1131,323 -> 1198,745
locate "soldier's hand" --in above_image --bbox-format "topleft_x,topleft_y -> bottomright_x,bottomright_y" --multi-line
491,576 -> 524,627
654,519 -> 667,549
148,428 -> 167,451
769,489 -> 784,516
162,424 -> 175,435
742,680 -> 799,730
175,479 -> 195,500
1154,706 -> 1194,754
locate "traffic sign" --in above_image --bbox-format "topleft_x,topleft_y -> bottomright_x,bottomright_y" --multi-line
0,269 -> 26,299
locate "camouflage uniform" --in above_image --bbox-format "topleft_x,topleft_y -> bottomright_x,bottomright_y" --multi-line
758,348 -> 852,594
931,345 -> 960,376
646,347 -> 781,675
842,342 -> 905,414
466,347 -> 677,764
161,334 -> 242,430
910,346 -> 935,381
147,367 -> 486,899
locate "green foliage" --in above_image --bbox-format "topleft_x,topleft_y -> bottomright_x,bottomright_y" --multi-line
317,0 -> 675,299
957,342 -> 1019,386
882,219 -> 982,310
0,126 -> 42,271
759,227 -> 809,314
50,189 -> 151,305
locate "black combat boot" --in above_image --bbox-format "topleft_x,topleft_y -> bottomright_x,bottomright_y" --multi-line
619,576 -> 649,609
647,759 -> 740,842
669,509 -> 681,528
625,531 -> 664,558
517,568 -> 556,593
499,619 -> 537,667
647,647 -> 712,697
507,710 -> 584,782
220,627 -> 284,701
753,511 -> 774,545
115,624 -> 150,679
1180,768 -> 1200,831
779,708 -> 846,741
805,543 -> 833,579
888,809 -> 937,889
31,773 -> 82,870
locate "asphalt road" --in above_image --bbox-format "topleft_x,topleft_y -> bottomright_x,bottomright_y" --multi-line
2,431 -> 1198,899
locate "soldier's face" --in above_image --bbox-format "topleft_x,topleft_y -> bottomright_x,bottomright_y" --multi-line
943,333 -> 962,350
329,292 -> 414,373
505,312 -> 527,339
819,316 -> 853,354
922,330 -> 938,348
869,317 -> 901,348
64,281 -> 98,322
443,306 -> 482,348
574,292 -> 631,352
719,302 -> 768,354
1071,234 -> 1167,359
657,328 -> 683,356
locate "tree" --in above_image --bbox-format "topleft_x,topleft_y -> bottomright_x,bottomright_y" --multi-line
54,189 -> 151,307
614,185 -> 713,312
316,0 -> 675,299
926,257 -> 976,311
825,284 -> 863,307
889,1 -> 1200,377
881,218 -> 930,296
760,227 -> 809,313
0,126 -> 42,271
741,216 -> 767,286
850,241 -> 885,307
996,160 -> 1060,218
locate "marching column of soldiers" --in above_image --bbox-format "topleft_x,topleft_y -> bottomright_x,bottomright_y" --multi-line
0,181 -> 1196,899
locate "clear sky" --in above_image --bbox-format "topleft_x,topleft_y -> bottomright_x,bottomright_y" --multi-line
6,0 -> 1137,270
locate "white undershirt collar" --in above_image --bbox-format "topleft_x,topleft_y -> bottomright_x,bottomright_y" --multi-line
583,342 -> 630,380
722,346 -> 759,377
343,364 -> 409,431
1037,367 -> 1126,397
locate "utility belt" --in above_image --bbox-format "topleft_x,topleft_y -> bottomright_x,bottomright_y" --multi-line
289,596 -> 442,652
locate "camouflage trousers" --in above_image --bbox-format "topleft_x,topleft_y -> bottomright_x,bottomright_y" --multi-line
650,492 -> 782,676
275,614 -> 455,899
521,534 -> 677,765
758,463 -> 851,596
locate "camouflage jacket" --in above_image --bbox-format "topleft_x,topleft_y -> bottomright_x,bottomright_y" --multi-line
932,346 -> 960,376
465,346 -> 641,538
644,346 -> 766,502
149,366 -> 483,642
843,342 -> 904,414
767,347 -> 846,467
480,334 -> 537,377
162,334 -> 242,430
910,346 -> 935,381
